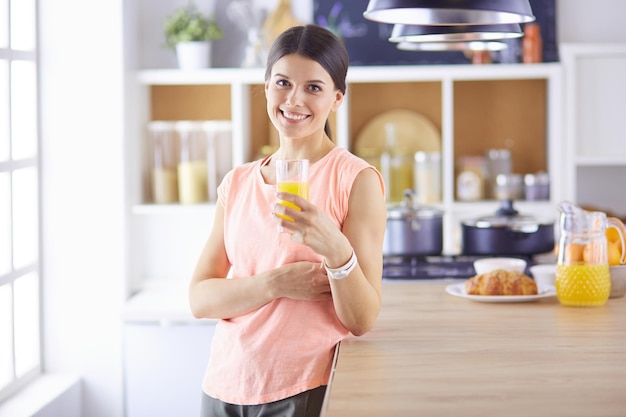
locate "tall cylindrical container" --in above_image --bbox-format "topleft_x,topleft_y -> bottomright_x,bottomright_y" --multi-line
414,151 -> 441,204
148,121 -> 179,204
176,121 -> 208,204
522,23 -> 542,64
201,120 -> 232,202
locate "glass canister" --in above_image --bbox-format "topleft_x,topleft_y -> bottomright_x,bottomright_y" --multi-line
413,151 -> 441,204
201,120 -> 232,202
176,121 -> 208,204
555,202 -> 626,306
148,121 -> 179,204
380,123 -> 413,203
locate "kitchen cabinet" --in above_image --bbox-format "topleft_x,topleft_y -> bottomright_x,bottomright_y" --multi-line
127,63 -> 563,287
123,321 -> 214,417
122,286 -> 217,417
560,43 -> 626,218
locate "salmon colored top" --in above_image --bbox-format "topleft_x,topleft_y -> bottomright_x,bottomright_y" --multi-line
202,146 -> 384,405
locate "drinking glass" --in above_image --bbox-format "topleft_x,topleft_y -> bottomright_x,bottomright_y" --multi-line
275,159 -> 309,223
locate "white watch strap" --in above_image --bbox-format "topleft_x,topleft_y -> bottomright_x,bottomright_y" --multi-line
323,250 -> 358,280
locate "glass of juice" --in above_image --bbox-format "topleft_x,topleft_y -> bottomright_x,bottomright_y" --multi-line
275,159 -> 309,223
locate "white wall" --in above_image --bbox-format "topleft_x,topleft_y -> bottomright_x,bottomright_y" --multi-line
35,1 -> 626,417
39,1 -> 126,416
557,0 -> 626,42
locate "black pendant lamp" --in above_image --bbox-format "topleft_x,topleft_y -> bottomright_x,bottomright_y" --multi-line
389,23 -> 522,43
396,40 -> 507,52
364,0 -> 535,26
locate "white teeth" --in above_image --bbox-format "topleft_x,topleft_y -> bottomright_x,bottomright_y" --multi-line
282,111 -> 308,121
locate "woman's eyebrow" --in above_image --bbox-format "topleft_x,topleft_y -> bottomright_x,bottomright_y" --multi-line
273,73 -> 327,85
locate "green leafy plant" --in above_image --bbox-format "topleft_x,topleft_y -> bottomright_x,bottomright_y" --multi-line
164,2 -> 223,48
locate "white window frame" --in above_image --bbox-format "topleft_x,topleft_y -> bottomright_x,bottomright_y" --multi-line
0,0 -> 42,403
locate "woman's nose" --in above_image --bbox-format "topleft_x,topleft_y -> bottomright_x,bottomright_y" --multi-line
285,88 -> 303,106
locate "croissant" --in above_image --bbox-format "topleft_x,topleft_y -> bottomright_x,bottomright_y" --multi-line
465,269 -> 538,296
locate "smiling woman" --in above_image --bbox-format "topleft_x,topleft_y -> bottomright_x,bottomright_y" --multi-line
188,24 -> 387,417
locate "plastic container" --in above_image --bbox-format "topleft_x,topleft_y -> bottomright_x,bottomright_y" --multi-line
176,121 -> 208,204
148,121 -> 179,204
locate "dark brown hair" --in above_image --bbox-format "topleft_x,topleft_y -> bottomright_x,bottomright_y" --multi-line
265,24 -> 349,139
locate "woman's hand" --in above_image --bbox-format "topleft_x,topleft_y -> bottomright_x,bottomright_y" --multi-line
269,261 -> 332,302
273,192 -> 350,260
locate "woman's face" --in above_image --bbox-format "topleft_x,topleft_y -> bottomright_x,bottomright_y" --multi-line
265,53 -> 343,141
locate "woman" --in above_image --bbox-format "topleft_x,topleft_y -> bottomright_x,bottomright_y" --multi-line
189,24 -> 386,416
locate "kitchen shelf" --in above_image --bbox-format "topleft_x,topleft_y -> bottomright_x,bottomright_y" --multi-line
123,55 -> 568,306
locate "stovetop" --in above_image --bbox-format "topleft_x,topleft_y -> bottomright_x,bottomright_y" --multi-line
382,254 -> 533,281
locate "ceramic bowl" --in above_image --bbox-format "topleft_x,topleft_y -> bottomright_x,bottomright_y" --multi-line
529,264 -> 557,288
610,265 -> 626,299
473,257 -> 528,275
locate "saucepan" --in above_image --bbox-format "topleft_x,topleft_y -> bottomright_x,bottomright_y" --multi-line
461,199 -> 555,256
383,190 -> 443,256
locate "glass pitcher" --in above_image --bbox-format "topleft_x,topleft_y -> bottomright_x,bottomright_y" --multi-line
556,202 -> 626,306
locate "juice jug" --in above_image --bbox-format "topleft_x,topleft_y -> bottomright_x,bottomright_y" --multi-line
556,202 -> 626,306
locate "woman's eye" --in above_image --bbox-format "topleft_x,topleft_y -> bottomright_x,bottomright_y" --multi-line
308,85 -> 321,92
276,79 -> 290,87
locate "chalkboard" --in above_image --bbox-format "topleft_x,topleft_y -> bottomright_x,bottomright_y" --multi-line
313,0 -> 558,66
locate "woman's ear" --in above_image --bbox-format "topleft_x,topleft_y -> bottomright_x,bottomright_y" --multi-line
332,90 -> 344,112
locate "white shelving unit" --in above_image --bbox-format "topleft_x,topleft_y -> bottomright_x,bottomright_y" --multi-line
125,63 -> 563,295
560,43 -> 626,216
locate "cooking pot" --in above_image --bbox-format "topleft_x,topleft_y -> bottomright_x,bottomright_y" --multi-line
383,190 -> 443,256
462,199 -> 555,256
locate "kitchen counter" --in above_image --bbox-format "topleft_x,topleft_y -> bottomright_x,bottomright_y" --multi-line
322,281 -> 626,417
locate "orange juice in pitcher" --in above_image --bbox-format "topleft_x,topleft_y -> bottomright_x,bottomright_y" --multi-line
556,203 -> 626,306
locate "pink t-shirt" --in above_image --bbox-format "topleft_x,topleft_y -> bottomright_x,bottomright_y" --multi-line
202,147 -> 383,405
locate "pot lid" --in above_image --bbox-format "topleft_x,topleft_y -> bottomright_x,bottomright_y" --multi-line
462,200 -> 553,228
463,213 -> 553,228
387,190 -> 443,220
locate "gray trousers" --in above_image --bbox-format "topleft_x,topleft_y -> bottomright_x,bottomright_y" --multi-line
200,385 -> 327,417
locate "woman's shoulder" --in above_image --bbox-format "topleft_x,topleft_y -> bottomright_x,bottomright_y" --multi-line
327,146 -> 370,167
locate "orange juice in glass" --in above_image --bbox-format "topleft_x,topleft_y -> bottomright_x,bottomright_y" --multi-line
276,159 -> 309,222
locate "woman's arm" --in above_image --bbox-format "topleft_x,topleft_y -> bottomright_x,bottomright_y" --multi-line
273,167 -> 387,335
189,202 -> 332,320
325,168 -> 386,335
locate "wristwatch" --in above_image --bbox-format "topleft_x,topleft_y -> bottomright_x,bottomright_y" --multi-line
323,250 -> 358,280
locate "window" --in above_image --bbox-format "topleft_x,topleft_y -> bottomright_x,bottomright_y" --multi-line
0,0 -> 41,402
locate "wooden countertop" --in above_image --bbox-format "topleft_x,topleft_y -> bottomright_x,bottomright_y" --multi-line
323,281 -> 626,417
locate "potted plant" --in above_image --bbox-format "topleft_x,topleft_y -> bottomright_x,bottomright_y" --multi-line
164,2 -> 223,69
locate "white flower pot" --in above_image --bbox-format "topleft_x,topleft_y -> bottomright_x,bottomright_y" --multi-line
175,41 -> 211,69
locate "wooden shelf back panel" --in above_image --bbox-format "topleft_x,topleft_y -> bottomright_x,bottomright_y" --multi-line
150,85 -> 231,120
453,79 -> 547,174
349,82 -> 442,149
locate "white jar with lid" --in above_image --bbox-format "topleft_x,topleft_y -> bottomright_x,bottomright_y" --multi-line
148,121 -> 179,204
176,121 -> 208,204
456,156 -> 486,201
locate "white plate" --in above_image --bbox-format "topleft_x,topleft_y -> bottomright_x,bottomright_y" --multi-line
445,283 -> 556,303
